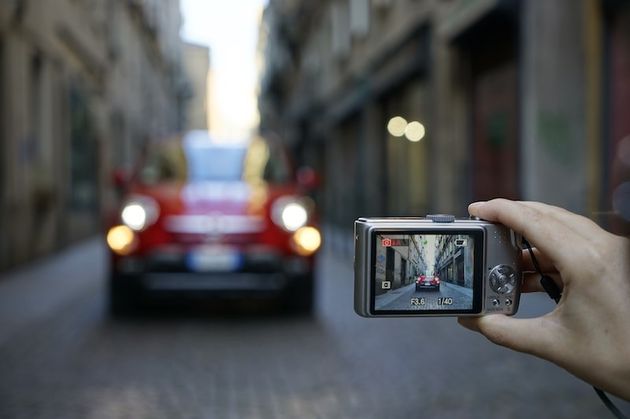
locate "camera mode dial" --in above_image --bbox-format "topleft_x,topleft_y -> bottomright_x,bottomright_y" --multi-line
489,265 -> 517,294
427,214 -> 455,223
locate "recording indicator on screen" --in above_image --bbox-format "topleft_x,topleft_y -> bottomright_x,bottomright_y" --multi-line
381,238 -> 408,247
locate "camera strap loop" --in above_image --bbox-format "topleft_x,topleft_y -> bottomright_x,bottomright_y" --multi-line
522,238 -> 562,303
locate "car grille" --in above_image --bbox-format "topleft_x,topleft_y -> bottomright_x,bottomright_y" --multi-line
164,215 -> 265,235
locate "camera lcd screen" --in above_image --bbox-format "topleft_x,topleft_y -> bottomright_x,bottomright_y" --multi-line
371,231 -> 483,314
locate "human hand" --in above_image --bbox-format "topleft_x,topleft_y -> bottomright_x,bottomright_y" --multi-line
458,199 -> 630,400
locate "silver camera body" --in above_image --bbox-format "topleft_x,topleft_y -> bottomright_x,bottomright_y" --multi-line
354,215 -> 522,317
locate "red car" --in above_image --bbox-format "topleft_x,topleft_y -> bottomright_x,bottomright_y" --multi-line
105,131 -> 321,314
415,274 -> 440,292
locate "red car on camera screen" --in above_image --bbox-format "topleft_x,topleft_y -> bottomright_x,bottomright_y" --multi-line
105,131 -> 321,314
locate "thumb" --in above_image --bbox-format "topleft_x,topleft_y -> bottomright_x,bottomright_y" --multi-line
459,315 -> 556,358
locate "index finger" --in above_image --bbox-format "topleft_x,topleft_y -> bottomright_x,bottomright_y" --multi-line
468,199 -> 577,274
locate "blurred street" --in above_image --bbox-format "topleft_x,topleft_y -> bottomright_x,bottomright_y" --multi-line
0,237 -> 627,419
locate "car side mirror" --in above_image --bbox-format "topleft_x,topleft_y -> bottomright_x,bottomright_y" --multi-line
296,166 -> 320,191
112,168 -> 130,190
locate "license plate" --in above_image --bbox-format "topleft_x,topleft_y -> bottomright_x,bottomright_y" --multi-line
187,246 -> 241,272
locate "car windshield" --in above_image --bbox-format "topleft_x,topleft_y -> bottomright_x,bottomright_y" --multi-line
138,133 -> 247,184
139,133 -> 291,185
184,144 -> 245,182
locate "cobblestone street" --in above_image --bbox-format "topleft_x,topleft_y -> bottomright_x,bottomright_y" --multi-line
0,238 -> 627,419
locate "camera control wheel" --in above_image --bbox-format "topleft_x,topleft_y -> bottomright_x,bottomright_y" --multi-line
488,265 -> 517,294
427,214 -> 455,223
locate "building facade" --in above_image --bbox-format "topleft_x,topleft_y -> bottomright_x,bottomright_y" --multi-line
434,235 -> 474,288
0,0 -> 188,270
374,234 -> 427,294
259,0 -> 630,243
181,41 -> 210,131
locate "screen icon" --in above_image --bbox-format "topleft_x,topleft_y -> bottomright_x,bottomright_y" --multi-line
381,237 -> 408,247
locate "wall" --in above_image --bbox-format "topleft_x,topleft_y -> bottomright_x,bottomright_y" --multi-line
0,0 -> 187,270
182,42 -> 210,131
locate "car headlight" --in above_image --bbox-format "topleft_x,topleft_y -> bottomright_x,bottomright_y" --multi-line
121,196 -> 160,231
271,196 -> 312,232
106,225 -> 138,255
292,226 -> 322,256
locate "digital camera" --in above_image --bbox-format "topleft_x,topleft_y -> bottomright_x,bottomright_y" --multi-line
354,215 -> 522,317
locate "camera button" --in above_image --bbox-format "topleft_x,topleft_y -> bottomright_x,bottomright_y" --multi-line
427,214 -> 455,223
489,265 -> 517,294
492,298 -> 500,307
505,298 -> 513,307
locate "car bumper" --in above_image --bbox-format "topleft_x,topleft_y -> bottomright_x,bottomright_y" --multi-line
143,272 -> 288,293
111,246 -> 313,296
415,284 -> 439,290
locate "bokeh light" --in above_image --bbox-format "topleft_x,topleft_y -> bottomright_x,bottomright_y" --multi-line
405,121 -> 426,142
387,116 -> 407,137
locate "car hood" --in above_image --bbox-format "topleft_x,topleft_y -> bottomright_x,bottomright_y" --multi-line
133,181 -> 264,215
181,181 -> 254,213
